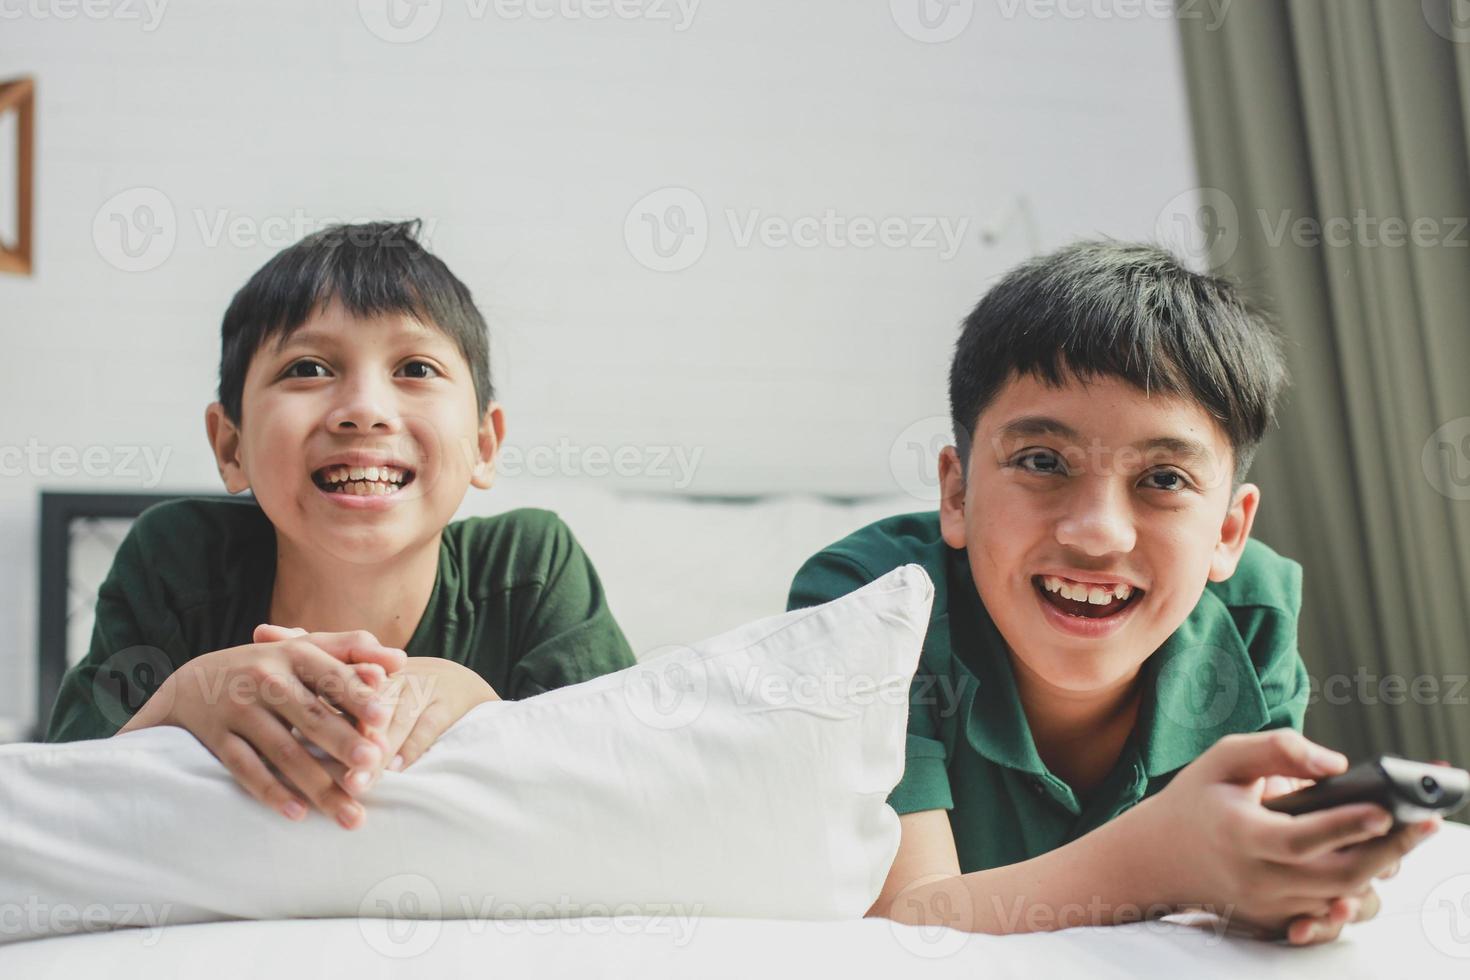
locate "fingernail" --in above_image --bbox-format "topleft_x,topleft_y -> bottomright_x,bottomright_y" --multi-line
363,703 -> 389,724
348,769 -> 372,792
337,803 -> 363,829
1312,748 -> 1347,771
282,800 -> 307,821
1365,815 -> 1393,834
389,754 -> 404,772
351,743 -> 379,767
1416,820 -> 1440,836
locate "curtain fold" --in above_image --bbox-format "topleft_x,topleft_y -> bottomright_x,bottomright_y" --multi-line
1177,0 -> 1470,777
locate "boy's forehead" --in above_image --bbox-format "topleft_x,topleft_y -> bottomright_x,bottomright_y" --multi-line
271,305 -> 442,353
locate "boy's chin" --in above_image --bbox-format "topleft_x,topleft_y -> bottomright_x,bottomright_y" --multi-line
1014,648 -> 1148,695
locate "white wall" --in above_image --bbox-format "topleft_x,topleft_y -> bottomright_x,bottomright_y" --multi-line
0,0 -> 1203,729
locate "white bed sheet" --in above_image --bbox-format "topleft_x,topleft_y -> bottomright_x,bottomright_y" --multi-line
5,824 -> 1466,978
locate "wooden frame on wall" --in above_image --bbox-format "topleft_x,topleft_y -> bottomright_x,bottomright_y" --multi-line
0,76 -> 35,276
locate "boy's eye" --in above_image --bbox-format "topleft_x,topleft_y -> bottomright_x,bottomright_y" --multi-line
283,360 -> 330,379
1014,449 -> 1066,475
1141,469 -> 1191,492
398,360 -> 440,380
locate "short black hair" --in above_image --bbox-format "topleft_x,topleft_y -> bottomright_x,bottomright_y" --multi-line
217,219 -> 493,423
949,240 -> 1287,485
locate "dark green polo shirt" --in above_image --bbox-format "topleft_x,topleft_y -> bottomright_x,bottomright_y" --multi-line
47,497 -> 635,743
788,511 -> 1309,873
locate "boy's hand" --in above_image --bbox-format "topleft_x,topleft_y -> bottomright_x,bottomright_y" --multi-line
118,629 -> 406,829
256,625 -> 500,790
1136,730 -> 1439,945
358,656 -> 500,782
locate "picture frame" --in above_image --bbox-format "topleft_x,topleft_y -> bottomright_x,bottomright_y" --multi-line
0,76 -> 35,276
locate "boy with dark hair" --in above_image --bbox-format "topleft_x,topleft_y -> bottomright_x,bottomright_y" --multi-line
789,241 -> 1436,945
48,220 -> 635,832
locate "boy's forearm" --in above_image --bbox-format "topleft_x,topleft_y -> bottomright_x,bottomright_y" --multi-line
887,798 -> 1185,934
114,672 -> 176,735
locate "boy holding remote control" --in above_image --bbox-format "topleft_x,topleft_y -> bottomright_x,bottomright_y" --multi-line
790,242 -> 1439,946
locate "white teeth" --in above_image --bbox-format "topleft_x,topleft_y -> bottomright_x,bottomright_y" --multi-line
1041,575 -> 1135,604
315,463 -> 413,495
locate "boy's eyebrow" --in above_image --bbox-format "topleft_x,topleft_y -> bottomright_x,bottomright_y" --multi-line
997,415 -> 1217,466
1138,435 -> 1217,468
273,328 -> 336,353
997,415 -> 1082,442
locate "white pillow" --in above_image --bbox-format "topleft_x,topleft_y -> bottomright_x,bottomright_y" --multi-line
0,564 -> 932,945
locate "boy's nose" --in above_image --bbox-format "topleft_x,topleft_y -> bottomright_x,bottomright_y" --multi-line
326,389 -> 403,434
1054,483 -> 1137,556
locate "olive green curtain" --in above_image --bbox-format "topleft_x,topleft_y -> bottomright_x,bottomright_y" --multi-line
1177,0 -> 1470,781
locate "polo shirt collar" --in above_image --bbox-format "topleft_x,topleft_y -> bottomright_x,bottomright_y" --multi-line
948,547 -> 1271,781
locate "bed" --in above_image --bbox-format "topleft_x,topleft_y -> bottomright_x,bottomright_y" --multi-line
16,483 -> 1470,975
2,823 -> 1467,977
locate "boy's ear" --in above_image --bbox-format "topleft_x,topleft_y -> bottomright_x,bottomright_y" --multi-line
468,403 -> 506,490
937,445 -> 969,550
204,402 -> 251,494
1209,482 -> 1260,582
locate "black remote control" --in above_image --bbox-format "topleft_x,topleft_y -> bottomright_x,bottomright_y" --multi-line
1264,755 -> 1469,825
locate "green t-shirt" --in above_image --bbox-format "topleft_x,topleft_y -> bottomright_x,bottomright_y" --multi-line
787,511 -> 1310,874
46,497 -> 636,743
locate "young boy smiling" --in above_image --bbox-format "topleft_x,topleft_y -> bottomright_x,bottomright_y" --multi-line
47,221 -> 635,830
789,242 -> 1437,946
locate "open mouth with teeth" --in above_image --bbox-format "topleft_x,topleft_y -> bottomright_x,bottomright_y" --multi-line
311,464 -> 416,496
1032,575 -> 1143,620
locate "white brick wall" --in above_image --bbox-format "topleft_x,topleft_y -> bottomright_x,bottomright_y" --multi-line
0,0 -> 1202,729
